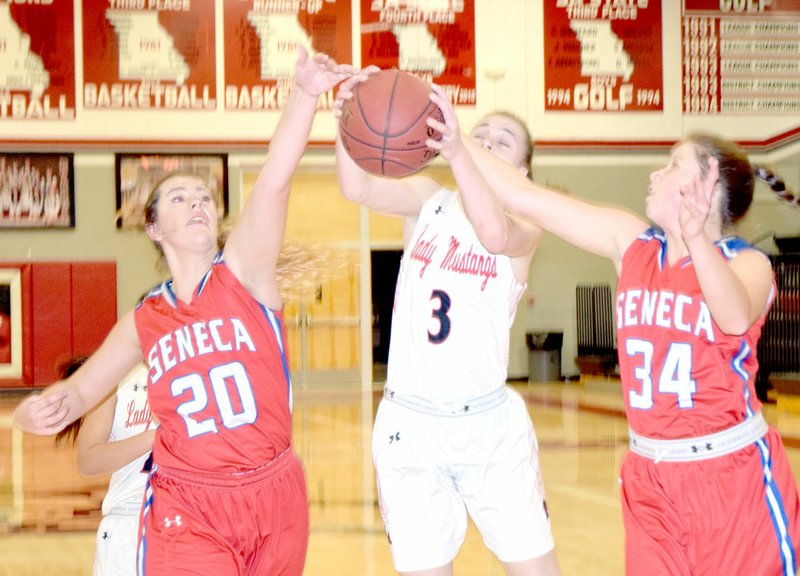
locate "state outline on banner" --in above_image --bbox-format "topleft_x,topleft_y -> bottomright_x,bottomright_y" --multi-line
0,3 -> 50,98
106,9 -> 190,84
393,23 -> 446,76
247,12 -> 313,79
569,19 -> 633,81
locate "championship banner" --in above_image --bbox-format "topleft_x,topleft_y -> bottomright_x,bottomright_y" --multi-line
223,0 -> 352,111
683,0 -> 800,114
0,0 -> 75,120
359,0 -> 476,106
82,0 -> 217,111
543,0 -> 663,112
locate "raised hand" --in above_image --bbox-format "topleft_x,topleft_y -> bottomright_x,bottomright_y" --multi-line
294,45 -> 356,97
425,83 -> 463,161
333,65 -> 381,118
679,156 -> 718,241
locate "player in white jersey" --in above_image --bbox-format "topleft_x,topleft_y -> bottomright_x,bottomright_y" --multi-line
335,78 -> 560,576
387,187 -> 524,401
56,360 -> 156,576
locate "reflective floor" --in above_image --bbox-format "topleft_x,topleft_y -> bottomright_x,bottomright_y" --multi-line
1,377 -> 798,576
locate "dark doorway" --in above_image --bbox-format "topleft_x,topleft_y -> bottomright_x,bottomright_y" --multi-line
371,250 -> 402,379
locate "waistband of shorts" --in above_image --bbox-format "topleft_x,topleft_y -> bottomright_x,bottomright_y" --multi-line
154,446 -> 295,487
383,386 -> 507,417
106,502 -> 143,516
628,412 -> 768,463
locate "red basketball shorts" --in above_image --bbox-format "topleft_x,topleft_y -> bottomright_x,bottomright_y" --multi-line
137,449 -> 309,576
620,427 -> 799,575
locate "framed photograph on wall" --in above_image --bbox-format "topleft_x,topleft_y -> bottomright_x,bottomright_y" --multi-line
0,268 -> 23,380
115,153 -> 228,229
0,153 -> 75,228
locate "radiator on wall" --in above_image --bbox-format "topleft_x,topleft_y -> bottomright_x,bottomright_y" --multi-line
575,284 -> 617,375
758,255 -> 800,377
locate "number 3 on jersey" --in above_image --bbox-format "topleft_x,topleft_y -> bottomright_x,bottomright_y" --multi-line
428,289 -> 452,344
172,360 -> 258,438
626,338 -> 697,410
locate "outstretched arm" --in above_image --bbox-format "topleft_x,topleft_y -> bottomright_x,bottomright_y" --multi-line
225,47 -> 355,307
13,311 -> 143,436
454,131 -> 647,270
426,85 -> 540,259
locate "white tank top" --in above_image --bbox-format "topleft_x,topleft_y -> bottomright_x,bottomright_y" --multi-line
386,189 -> 525,401
101,364 -> 156,515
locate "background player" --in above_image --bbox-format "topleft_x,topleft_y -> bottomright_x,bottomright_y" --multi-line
334,76 -> 560,576
55,358 -> 155,576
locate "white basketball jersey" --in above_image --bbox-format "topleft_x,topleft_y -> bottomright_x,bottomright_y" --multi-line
101,363 -> 156,515
386,189 -> 525,401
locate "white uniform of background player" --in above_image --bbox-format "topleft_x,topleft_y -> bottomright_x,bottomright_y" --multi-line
335,78 -> 561,575
92,363 -> 155,576
53,359 -> 155,576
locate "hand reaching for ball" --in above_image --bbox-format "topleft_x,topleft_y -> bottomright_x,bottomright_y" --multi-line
294,45 -> 357,98
333,65 -> 381,118
425,84 -> 463,163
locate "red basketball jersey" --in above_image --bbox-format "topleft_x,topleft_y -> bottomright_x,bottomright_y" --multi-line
134,257 -> 293,473
616,228 -> 772,439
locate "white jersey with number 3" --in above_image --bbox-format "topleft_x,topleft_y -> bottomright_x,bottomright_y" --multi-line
387,189 -> 525,401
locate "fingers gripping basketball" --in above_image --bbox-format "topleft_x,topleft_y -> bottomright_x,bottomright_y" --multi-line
338,69 -> 444,177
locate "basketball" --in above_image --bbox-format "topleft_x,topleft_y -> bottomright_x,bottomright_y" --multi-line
338,69 -> 444,177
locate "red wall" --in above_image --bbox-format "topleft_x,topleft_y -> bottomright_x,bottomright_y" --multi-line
0,262 -> 116,388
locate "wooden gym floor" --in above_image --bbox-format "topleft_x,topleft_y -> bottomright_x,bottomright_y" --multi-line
1,377 -> 798,576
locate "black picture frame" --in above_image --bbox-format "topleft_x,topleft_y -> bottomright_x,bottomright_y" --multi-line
0,153 -> 75,228
115,153 -> 228,229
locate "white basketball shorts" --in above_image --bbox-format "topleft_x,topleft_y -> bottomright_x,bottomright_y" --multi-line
372,387 -> 554,572
94,513 -> 140,576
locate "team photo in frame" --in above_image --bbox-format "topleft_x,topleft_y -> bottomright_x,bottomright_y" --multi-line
0,153 -> 75,229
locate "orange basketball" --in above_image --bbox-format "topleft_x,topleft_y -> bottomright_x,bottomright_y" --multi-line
338,69 -> 444,177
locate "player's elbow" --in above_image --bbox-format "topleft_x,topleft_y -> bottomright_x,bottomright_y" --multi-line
715,311 -> 755,337
77,449 -> 109,477
77,457 -> 101,477
475,224 -> 513,255
338,184 -> 364,204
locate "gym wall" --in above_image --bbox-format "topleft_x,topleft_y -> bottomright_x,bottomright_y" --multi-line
2,0 -> 800,381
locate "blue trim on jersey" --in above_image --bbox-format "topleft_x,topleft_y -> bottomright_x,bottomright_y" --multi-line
756,438 -> 798,575
261,305 -> 293,413
163,280 -> 177,308
638,229 -> 759,271
143,252 -> 223,310
136,285 -> 167,310
717,236 -> 752,258
196,252 -> 223,297
731,340 -> 755,417
639,227 -> 668,270
138,465 -> 156,576
196,268 -> 213,297
732,342 -> 797,574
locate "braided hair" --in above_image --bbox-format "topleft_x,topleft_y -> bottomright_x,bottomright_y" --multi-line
688,134 -> 797,229
754,166 -> 800,208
